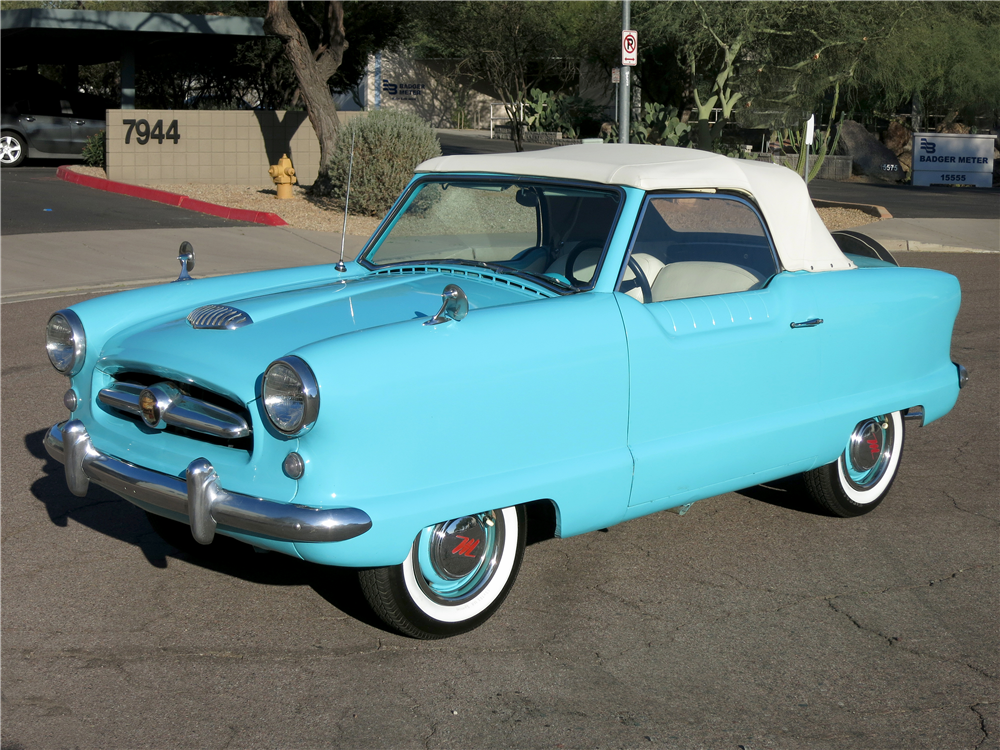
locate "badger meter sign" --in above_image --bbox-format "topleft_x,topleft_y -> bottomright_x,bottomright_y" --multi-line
911,133 -> 994,188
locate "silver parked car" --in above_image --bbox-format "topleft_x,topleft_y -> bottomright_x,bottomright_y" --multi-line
1,73 -> 110,168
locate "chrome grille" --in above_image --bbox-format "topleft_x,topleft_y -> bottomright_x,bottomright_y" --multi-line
97,376 -> 253,450
187,304 -> 252,330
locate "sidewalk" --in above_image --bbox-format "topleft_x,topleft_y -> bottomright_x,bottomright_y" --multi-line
1,225 -> 365,302
846,218 -> 999,254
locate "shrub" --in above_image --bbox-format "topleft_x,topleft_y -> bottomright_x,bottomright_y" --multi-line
82,130 -> 105,168
601,104 -> 693,147
329,111 -> 441,217
524,89 -> 605,139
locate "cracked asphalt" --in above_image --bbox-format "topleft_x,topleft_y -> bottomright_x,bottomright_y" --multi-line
2,252 -> 997,750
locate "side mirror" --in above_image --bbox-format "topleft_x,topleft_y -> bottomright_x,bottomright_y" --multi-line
175,241 -> 195,282
425,284 -> 469,325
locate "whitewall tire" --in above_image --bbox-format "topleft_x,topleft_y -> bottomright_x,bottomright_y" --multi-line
804,411 -> 905,517
359,505 -> 526,638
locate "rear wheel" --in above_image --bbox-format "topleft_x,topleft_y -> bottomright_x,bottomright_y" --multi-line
1,131 -> 26,168
359,505 -> 526,639
804,411 -> 904,517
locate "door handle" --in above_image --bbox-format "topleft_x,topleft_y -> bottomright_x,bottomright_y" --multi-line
73,120 -> 86,125
23,117 -> 35,122
790,318 -> 823,329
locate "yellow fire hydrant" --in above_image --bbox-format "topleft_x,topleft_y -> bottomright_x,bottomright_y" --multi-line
268,154 -> 297,199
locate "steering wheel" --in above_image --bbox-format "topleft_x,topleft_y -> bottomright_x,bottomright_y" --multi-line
619,255 -> 652,304
563,244 -> 604,288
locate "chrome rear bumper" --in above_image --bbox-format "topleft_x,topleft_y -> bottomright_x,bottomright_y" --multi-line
44,420 -> 372,546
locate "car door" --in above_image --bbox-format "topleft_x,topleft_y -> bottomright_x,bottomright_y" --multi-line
67,95 -> 107,153
615,194 -> 829,511
21,97 -> 73,154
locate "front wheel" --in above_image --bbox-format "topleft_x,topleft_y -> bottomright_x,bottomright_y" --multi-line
803,411 -> 905,517
359,505 -> 526,639
1,131 -> 26,168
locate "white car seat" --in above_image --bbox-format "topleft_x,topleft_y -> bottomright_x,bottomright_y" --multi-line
651,261 -> 761,302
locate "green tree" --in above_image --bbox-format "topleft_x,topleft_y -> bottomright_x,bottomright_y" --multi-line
577,1 -> 999,158
265,0 -> 416,195
414,1 -> 585,151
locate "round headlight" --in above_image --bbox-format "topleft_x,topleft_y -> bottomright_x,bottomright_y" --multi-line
46,310 -> 86,376
263,356 -> 319,435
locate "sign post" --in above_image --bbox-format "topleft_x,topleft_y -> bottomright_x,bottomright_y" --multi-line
619,0 -> 635,144
803,115 -> 815,184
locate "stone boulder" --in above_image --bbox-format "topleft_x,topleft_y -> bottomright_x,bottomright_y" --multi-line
837,120 -> 904,182
937,120 -> 971,134
883,120 -> 912,156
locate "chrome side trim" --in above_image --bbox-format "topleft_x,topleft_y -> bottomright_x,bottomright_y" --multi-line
98,382 -> 251,440
43,421 -> 371,545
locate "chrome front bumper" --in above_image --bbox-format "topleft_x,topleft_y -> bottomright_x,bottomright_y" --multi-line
44,420 -> 372,546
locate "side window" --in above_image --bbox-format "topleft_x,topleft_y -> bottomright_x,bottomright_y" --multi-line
620,195 -> 779,303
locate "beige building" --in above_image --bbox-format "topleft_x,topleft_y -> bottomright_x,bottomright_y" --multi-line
342,50 -> 619,132
106,109 -> 366,187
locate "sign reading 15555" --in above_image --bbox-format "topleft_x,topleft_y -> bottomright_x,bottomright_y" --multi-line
123,119 -> 180,145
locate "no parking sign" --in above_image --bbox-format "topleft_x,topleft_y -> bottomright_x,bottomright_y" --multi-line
622,30 -> 637,66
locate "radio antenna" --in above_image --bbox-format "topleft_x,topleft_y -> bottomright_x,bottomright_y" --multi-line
335,127 -> 356,273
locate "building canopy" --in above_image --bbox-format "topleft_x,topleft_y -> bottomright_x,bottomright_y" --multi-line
1,7 -> 265,107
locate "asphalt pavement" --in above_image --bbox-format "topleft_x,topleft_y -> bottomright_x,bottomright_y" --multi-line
1,135 -> 998,749
3,251 -> 996,749
1,167 -> 258,235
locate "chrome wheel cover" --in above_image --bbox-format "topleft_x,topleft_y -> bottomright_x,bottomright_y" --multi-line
413,511 -> 503,606
1,136 -> 22,164
841,415 -> 894,492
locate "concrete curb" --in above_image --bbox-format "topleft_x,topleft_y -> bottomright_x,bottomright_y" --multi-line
811,198 -> 892,219
56,167 -> 288,227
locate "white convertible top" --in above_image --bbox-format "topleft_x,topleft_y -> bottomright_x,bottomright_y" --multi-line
416,144 -> 854,272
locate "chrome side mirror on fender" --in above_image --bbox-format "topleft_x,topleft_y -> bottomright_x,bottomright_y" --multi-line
174,241 -> 195,282
425,284 -> 468,325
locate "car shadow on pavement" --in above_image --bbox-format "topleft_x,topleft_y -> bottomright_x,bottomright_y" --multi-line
25,428 -> 395,635
736,475 -> 835,516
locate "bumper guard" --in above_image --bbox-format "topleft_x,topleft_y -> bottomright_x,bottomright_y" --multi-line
44,420 -> 372,545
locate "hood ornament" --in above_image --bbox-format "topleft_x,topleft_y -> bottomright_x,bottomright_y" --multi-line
187,304 -> 253,330
425,284 -> 469,325
174,241 -> 195,282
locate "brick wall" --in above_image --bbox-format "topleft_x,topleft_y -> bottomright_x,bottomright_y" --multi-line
105,109 -> 366,187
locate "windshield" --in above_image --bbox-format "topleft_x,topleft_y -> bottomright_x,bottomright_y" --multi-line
361,177 -> 622,291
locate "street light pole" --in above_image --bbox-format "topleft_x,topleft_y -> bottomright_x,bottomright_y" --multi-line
618,0 -> 630,144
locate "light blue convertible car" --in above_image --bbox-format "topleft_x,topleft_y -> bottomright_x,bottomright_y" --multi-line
44,145 -> 965,638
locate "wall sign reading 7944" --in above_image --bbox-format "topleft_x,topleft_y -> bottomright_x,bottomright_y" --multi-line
123,119 -> 180,145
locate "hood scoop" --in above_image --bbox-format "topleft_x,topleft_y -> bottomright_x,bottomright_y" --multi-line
187,304 -> 253,330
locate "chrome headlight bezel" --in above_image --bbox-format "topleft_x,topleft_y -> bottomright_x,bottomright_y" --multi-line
262,356 -> 319,436
46,309 -> 86,376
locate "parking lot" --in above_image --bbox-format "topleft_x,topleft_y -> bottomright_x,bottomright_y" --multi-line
2,152 -> 998,749
1,245 -> 995,749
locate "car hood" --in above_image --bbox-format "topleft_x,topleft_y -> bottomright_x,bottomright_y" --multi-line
96,269 -> 550,402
